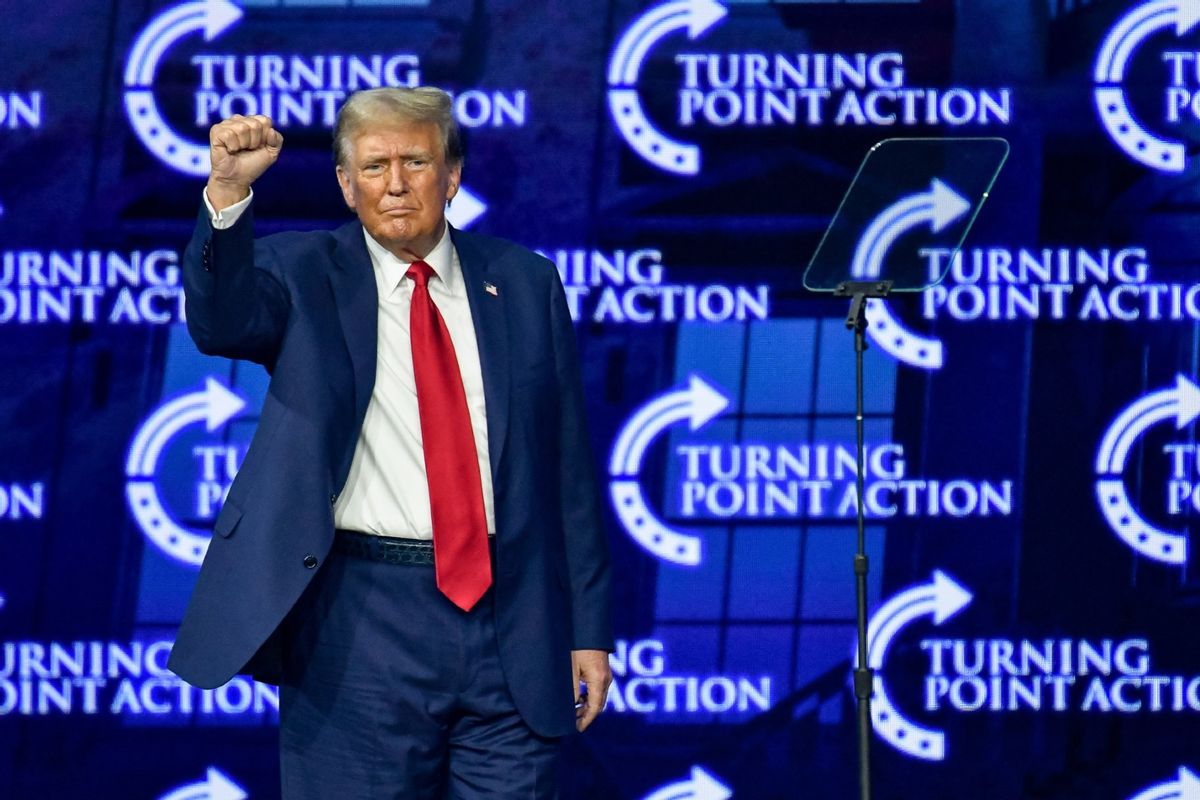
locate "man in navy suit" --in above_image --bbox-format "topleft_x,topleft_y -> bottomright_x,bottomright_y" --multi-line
167,86 -> 613,799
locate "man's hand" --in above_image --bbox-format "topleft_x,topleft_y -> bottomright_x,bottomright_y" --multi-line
206,114 -> 284,211
571,649 -> 612,732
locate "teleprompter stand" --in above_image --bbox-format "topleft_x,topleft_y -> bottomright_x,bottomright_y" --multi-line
804,138 -> 1009,800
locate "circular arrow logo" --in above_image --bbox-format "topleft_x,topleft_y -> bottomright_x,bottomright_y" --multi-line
642,765 -> 732,800
606,0 -> 728,175
1128,766 -> 1200,800
158,767 -> 247,800
851,178 -> 972,370
866,570 -> 973,761
1093,0 -> 1200,172
125,377 -> 247,566
1094,374 -> 1200,566
124,0 -> 244,176
609,375 -> 730,565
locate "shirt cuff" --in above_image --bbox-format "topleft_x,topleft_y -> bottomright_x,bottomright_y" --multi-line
204,188 -> 253,230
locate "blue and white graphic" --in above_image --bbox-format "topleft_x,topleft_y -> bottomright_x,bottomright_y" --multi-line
126,377 -> 247,566
1094,375 -> 1200,565
867,570 -> 973,761
1128,767 -> 1200,800
446,186 -> 487,229
610,375 -> 729,565
607,0 -> 728,175
642,766 -> 732,800
158,768 -> 247,800
122,0 -> 488,230
1093,0 -> 1200,172
852,179 -> 971,370
124,0 -> 243,176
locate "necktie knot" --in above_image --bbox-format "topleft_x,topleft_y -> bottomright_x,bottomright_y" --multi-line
406,259 -> 434,288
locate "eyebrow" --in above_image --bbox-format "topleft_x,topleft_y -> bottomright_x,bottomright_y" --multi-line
358,147 -> 435,164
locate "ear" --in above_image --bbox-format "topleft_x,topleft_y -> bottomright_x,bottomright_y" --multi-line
445,161 -> 462,204
335,165 -> 357,211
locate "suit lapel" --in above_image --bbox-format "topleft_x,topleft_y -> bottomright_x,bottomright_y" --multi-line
452,226 -> 510,482
329,222 -> 378,425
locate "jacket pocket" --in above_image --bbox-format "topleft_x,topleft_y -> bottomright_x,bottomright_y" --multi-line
212,499 -> 244,538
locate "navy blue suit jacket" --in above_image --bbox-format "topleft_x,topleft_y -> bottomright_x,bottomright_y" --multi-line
167,205 -> 613,737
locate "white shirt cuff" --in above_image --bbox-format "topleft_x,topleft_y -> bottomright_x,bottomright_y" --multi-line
204,188 -> 253,230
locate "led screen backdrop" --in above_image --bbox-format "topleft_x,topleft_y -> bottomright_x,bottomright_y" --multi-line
2,0 -> 1200,798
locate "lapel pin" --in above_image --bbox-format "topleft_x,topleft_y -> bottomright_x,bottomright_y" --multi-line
484,281 -> 498,296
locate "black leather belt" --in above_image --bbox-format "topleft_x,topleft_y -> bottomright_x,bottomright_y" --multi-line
334,529 -> 434,566
333,529 -> 495,567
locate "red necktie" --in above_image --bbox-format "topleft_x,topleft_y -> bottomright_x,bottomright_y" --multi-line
406,260 -> 492,611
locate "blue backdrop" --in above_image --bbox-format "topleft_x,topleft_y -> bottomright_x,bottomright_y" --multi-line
2,1 -> 1200,798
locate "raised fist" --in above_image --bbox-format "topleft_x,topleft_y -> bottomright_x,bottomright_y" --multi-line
205,114 -> 284,210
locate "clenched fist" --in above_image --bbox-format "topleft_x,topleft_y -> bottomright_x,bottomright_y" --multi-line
205,114 -> 284,211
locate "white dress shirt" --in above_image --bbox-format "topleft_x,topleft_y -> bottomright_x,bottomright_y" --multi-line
204,190 -> 497,539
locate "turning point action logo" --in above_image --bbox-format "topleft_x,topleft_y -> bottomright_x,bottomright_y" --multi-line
1094,0 -> 1200,172
125,377 -> 248,566
609,375 -> 730,566
866,570 -> 973,761
871,572 -> 1200,764
1094,374 -> 1200,566
124,0 -> 244,176
610,375 -> 1012,565
607,0 -> 1011,176
607,0 -> 727,174
122,0 -> 501,226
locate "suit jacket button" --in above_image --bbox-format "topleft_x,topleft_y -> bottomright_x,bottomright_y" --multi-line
303,555 -> 318,569
330,493 -> 338,506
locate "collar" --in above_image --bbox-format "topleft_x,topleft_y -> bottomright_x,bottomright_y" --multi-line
361,223 -> 461,301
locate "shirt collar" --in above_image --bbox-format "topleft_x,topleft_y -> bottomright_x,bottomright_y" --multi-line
361,223 -> 461,301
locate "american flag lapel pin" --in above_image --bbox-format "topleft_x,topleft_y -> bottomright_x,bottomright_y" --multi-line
484,281 -> 498,296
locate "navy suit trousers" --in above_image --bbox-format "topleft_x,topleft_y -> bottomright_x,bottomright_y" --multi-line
278,549 -> 561,799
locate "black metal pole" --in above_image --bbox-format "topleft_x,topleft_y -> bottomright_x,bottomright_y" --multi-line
852,311 -> 873,800
837,283 -> 888,800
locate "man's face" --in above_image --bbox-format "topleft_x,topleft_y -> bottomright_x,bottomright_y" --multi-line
336,119 -> 461,261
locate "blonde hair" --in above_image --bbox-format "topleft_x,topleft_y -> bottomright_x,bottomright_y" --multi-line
333,87 -> 463,167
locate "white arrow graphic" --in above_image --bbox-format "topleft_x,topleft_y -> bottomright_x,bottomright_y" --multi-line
124,0 -> 244,176
610,375 -> 730,566
607,0 -> 728,175
866,570 -> 973,761
1129,766 -> 1200,800
1094,0 -> 1200,83
126,378 -> 247,566
125,0 -> 242,87
446,186 -> 487,229
127,377 -> 246,476
608,0 -> 727,86
1093,375 -> 1200,565
1096,375 -> 1200,474
850,179 -> 971,370
643,766 -> 732,800
611,375 -> 729,475
1093,0 -> 1200,172
159,767 -> 247,800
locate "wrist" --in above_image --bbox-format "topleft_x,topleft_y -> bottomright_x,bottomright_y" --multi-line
205,180 -> 250,211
